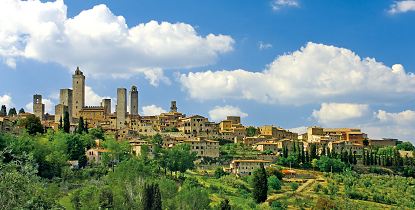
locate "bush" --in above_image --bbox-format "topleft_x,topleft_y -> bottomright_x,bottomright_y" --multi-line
266,167 -> 284,180
315,197 -> 337,210
268,176 -> 282,191
214,167 -> 229,178
290,182 -> 299,191
313,183 -> 322,192
270,200 -> 287,210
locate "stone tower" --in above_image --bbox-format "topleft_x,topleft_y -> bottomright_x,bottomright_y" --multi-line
33,94 -> 45,120
101,98 -> 111,115
72,67 -> 85,119
170,100 -> 177,112
116,88 -> 127,129
61,89 -> 73,120
130,85 -> 138,116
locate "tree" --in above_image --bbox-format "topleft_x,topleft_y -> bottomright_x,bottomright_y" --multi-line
214,167 -> 229,178
152,133 -> 163,147
58,116 -> 63,130
77,117 -> 84,134
90,127 -> 105,140
99,187 -> 113,209
84,120 -> 89,133
246,126 -> 257,137
20,114 -> 43,135
316,156 -> 346,172
220,198 -> 231,210
268,175 -> 282,191
363,138 -> 369,147
396,142 -> 415,151
8,107 -> 17,116
142,183 -> 162,210
0,105 -> 6,116
63,111 -> 70,133
18,108 -> 25,114
252,163 -> 268,203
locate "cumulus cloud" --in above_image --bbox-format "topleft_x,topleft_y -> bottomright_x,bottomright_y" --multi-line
85,86 -> 112,106
388,0 -> 415,14
208,105 -> 248,122
141,105 -> 166,116
258,41 -> 272,50
0,94 -> 14,108
180,42 -> 415,105
271,0 -> 299,11
312,103 -> 369,124
362,109 -> 415,142
25,98 -> 54,114
0,0 -> 234,86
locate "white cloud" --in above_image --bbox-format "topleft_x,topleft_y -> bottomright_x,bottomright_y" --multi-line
0,94 -> 14,108
258,41 -> 272,50
141,105 -> 166,116
271,0 -> 299,11
25,98 -> 54,114
0,0 -> 234,86
362,110 -> 415,142
208,105 -> 248,122
85,86 -> 112,106
180,42 -> 415,105
312,103 -> 369,124
388,0 -> 415,14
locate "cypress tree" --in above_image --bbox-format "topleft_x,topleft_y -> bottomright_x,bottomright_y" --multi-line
152,183 -> 162,210
348,148 -> 353,164
58,116 -> 63,130
353,151 -> 357,165
77,117 -> 84,134
0,105 -> 6,116
63,111 -> 70,133
84,120 -> 89,133
362,149 -> 366,165
322,146 -> 326,156
301,145 -> 305,164
252,163 -> 268,203
305,150 -> 310,163
220,198 -> 231,210
18,108 -> 25,114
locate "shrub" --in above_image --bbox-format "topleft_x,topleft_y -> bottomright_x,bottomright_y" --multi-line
268,176 -> 282,191
290,182 -> 299,191
313,183 -> 322,192
315,197 -> 337,210
270,200 -> 287,210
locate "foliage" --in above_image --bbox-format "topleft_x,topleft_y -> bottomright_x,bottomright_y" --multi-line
252,163 -> 268,203
316,156 -> 346,172
0,105 -> 6,116
290,182 -> 299,191
214,167 -> 229,178
63,111 -> 70,133
19,108 -> 25,114
266,167 -> 284,180
8,107 -> 17,116
89,127 -> 105,140
19,114 -> 44,135
268,175 -> 282,191
396,141 -> 415,151
246,126 -> 257,137
142,183 -> 162,210
220,198 -> 231,210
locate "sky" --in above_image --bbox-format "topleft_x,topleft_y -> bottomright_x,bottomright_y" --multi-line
1,0 -> 415,142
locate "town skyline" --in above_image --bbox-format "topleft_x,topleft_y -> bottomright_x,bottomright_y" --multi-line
1,0 -> 415,142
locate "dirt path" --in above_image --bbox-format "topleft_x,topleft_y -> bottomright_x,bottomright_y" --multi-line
295,179 -> 315,193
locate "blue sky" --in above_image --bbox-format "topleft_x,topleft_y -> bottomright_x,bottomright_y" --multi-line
1,0 -> 415,142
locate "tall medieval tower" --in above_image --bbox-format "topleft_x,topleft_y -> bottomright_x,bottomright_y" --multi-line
72,67 -> 85,119
33,94 -> 45,120
116,88 -> 127,129
130,85 -> 138,116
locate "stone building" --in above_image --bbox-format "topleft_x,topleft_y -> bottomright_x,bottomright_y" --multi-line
116,88 -> 127,129
55,89 -> 73,123
101,98 -> 111,115
79,106 -> 106,127
33,94 -> 45,120
130,86 -> 138,116
229,159 -> 271,176
72,67 -> 85,119
178,115 -> 210,138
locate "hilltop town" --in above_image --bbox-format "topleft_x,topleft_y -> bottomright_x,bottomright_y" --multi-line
1,67 -> 415,209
